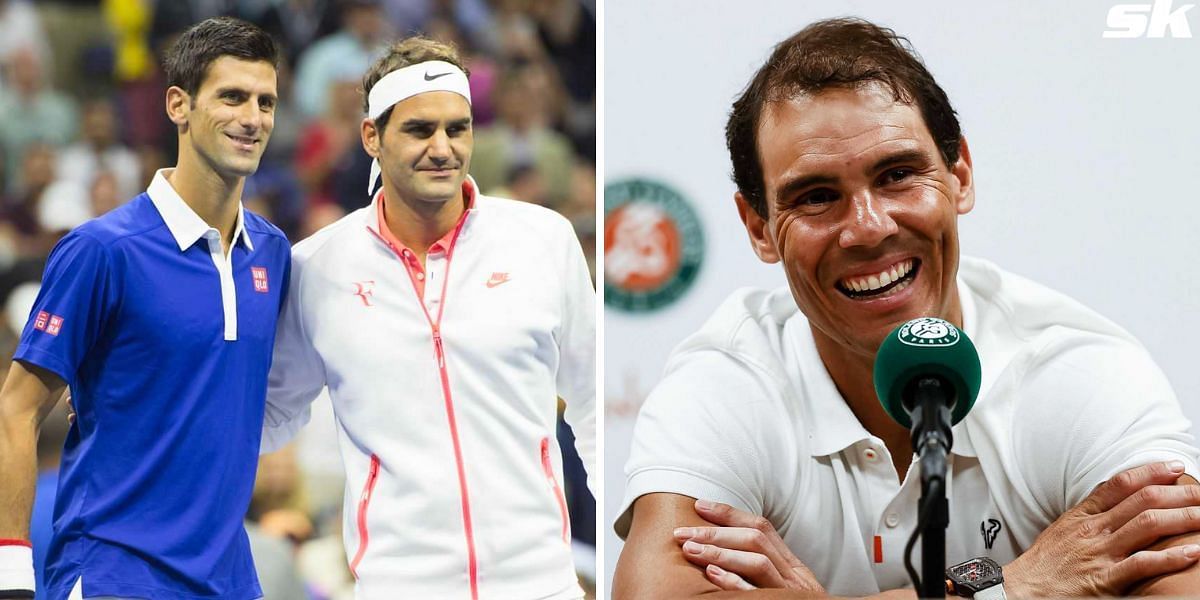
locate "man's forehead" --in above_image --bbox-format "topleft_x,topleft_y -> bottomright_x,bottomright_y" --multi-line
757,85 -> 934,173
200,56 -> 277,93
761,86 -> 925,147
390,90 -> 472,120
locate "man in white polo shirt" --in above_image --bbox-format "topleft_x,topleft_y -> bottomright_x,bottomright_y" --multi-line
261,37 -> 595,599
613,18 -> 1200,598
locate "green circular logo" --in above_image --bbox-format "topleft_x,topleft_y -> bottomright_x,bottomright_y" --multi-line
604,179 -> 704,312
898,317 -> 960,347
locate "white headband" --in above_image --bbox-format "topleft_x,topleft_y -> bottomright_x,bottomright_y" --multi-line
367,61 -> 472,194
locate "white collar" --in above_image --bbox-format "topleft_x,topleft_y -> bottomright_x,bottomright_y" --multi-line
146,168 -> 254,252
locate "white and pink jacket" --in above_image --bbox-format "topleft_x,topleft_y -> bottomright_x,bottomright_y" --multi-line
262,181 -> 595,599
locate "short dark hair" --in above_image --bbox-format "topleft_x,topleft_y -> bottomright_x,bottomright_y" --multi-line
726,18 -> 962,218
164,17 -> 279,98
362,36 -> 470,135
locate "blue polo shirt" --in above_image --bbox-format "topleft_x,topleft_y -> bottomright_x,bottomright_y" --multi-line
14,170 -> 290,599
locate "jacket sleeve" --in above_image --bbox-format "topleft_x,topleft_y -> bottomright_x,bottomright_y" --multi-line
556,219 -> 596,497
261,247 -> 327,453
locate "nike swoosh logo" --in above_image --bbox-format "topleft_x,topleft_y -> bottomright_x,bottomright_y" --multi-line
424,71 -> 452,81
486,274 -> 511,288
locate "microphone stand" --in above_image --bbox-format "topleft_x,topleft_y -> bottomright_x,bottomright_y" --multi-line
910,377 -> 953,599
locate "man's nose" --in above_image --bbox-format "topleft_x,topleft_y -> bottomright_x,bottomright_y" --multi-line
838,191 -> 899,249
236,102 -> 263,131
428,130 -> 452,162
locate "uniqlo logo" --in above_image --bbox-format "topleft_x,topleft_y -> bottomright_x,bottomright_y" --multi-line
252,267 -> 269,293
33,311 -> 49,331
47,315 -> 63,336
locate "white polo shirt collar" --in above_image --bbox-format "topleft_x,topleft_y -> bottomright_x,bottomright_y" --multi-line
147,168 -> 254,253
145,168 -> 253,341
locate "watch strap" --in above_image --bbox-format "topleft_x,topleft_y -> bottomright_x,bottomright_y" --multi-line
973,582 -> 1007,600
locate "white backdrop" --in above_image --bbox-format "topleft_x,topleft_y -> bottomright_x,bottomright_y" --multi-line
602,0 -> 1200,594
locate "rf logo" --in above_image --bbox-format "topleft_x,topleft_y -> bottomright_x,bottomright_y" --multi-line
981,518 -> 1002,550
1104,0 -> 1195,38
353,280 -> 376,307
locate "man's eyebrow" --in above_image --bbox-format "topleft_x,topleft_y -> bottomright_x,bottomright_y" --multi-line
400,118 -> 435,128
214,87 -> 277,104
774,173 -> 839,203
448,117 -> 473,127
773,148 -> 937,202
868,149 -> 935,174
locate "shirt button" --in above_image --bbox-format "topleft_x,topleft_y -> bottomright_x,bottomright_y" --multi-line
416,273 -> 425,281
885,513 -> 900,528
863,448 -> 878,461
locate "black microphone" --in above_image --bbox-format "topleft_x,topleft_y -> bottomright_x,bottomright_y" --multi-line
873,317 -> 981,598
874,317 -> 981,458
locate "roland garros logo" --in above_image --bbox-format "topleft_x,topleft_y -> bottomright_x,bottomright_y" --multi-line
898,317 -> 960,347
604,178 -> 704,312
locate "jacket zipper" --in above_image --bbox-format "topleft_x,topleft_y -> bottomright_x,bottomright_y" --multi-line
434,324 -> 478,598
349,453 -> 381,578
541,437 -> 571,543
368,220 -> 479,599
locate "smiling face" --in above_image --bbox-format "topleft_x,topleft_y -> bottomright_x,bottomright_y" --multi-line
365,90 -> 473,205
172,56 -> 277,180
737,84 -> 975,358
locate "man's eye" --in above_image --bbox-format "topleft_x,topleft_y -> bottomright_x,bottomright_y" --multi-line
880,168 -> 913,184
800,189 -> 839,205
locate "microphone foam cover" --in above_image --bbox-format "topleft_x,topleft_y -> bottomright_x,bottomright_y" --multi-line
873,317 -> 981,429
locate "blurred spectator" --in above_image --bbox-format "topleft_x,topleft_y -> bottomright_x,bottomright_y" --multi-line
297,532 -> 354,600
472,62 -> 573,207
246,522 -> 311,600
532,0 -> 595,159
0,0 -> 51,87
564,161 -> 596,280
2,144 -> 67,257
249,444 -> 315,544
88,170 -> 122,217
57,98 -> 142,201
254,0 -> 339,67
378,0 -> 492,46
295,71 -> 363,207
0,48 -> 78,194
104,0 -> 154,83
501,162 -> 549,206
293,0 -> 391,120
38,0 -> 113,99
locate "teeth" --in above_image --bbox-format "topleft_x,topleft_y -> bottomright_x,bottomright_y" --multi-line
841,259 -> 913,294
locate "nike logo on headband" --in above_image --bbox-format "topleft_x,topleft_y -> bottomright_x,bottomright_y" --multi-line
424,71 -> 452,81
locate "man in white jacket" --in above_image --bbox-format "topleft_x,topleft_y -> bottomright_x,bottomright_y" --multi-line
261,37 -> 595,600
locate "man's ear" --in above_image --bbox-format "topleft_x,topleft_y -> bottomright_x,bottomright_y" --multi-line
735,191 -> 780,264
952,136 -> 975,215
361,118 -> 381,158
165,86 -> 190,131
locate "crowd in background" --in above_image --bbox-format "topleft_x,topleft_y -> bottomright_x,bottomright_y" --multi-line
0,0 -> 597,597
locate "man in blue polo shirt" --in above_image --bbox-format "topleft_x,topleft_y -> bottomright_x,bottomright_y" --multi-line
0,17 -> 289,600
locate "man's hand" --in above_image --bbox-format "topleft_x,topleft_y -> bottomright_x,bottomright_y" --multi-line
1005,460 -> 1200,597
673,499 -> 825,593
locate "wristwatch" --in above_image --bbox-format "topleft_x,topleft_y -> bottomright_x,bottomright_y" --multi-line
945,557 -> 1006,599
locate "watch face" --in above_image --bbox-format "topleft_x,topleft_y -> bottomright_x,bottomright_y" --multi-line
948,557 -> 1003,593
